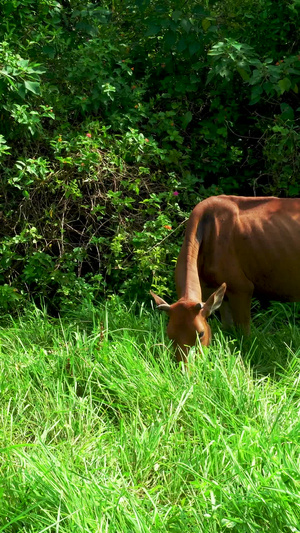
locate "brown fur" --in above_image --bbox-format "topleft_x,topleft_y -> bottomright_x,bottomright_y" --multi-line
151,195 -> 300,361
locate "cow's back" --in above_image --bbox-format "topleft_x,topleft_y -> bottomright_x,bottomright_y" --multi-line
193,195 -> 300,301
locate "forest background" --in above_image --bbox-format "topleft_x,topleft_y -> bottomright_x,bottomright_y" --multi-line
1,0 -> 300,311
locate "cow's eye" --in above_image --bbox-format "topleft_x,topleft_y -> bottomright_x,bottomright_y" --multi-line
199,331 -> 205,338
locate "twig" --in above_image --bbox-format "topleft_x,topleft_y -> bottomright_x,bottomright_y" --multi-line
146,218 -> 188,255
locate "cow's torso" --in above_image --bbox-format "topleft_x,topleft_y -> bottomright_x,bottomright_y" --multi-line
177,195 -> 300,302
151,195 -> 300,359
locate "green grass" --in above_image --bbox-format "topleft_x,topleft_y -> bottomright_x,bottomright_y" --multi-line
0,299 -> 299,532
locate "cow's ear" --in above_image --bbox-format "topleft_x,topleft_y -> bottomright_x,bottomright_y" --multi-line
201,283 -> 226,318
150,291 -> 170,312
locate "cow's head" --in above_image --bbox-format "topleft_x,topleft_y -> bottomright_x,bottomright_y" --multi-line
150,283 -> 226,361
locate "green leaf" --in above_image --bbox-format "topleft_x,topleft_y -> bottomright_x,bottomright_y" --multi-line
280,103 -> 294,121
216,127 -> 227,137
177,38 -> 187,52
42,46 -> 56,59
17,59 -> 29,69
164,30 -> 177,49
24,81 -> 41,95
171,10 -> 182,21
236,68 -> 250,81
249,69 -> 263,85
75,22 -> 98,36
193,6 -> 206,15
206,69 -> 215,84
249,85 -> 263,104
189,42 -> 201,56
202,19 -> 211,31
145,23 -> 161,36
17,84 -> 26,99
263,81 -> 275,95
182,111 -> 192,129
181,19 -> 191,33
278,77 -> 292,94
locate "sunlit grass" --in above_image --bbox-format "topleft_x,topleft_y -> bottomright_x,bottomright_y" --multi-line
0,300 -> 299,532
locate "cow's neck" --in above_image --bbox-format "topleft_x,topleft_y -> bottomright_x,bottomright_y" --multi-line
175,239 -> 202,302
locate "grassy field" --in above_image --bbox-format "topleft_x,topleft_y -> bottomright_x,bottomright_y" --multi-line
0,299 -> 299,532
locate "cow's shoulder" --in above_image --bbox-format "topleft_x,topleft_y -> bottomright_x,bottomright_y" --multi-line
191,194 -> 289,222
190,195 -> 242,228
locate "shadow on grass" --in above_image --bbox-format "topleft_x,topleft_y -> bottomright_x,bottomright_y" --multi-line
209,300 -> 300,378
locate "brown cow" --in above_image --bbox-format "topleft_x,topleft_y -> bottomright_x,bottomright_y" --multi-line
151,195 -> 300,361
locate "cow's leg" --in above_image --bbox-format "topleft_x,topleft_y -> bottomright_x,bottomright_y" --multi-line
226,290 -> 253,335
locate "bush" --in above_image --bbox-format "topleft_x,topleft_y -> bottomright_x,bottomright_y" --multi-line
1,0 -> 300,310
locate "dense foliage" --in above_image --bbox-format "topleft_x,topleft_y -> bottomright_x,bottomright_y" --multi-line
1,0 -> 300,309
